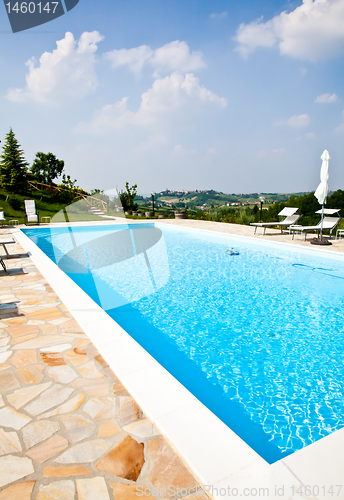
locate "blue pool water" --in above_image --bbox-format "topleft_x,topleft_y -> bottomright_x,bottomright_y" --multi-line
22,223 -> 344,463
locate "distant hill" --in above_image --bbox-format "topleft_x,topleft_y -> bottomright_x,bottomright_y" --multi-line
136,189 -> 309,209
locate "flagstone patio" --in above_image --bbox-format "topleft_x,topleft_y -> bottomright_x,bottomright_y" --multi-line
0,230 -> 207,500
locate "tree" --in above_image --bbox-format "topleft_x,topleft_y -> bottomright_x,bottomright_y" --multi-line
0,128 -> 28,191
119,182 -> 138,211
30,152 -> 64,184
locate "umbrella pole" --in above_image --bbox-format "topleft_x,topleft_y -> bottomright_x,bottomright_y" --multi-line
320,203 -> 324,240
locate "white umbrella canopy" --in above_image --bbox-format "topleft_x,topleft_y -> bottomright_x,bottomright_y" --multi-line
314,149 -> 330,205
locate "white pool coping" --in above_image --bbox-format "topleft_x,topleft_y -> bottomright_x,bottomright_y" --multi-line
13,222 -> 344,500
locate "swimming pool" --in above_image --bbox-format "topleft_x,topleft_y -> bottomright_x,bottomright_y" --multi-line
22,223 -> 344,464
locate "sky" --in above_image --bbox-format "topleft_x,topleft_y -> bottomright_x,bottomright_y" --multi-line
1,0 -> 344,195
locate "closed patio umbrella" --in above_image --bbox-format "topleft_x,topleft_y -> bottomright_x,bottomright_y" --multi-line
312,149 -> 331,245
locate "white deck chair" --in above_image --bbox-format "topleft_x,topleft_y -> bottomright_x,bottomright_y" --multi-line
289,214 -> 342,241
250,207 -> 300,235
0,210 -> 6,226
25,200 -> 39,224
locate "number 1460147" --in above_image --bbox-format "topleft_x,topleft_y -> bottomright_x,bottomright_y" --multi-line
5,2 -> 60,14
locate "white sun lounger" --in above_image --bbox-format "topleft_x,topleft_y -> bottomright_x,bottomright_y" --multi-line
289,215 -> 342,241
250,207 -> 300,235
25,200 -> 39,224
0,238 -> 15,256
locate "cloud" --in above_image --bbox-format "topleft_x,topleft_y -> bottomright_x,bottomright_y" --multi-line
207,147 -> 217,154
210,11 -> 228,20
234,0 -> 344,62
275,113 -> 311,127
105,40 -> 206,76
305,131 -> 316,138
138,135 -> 168,151
315,93 -> 338,103
7,31 -> 104,104
271,148 -> 286,155
172,145 -> 197,155
76,71 -> 227,134
104,45 -> 153,76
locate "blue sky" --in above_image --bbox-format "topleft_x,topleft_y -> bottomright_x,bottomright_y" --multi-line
1,0 -> 344,195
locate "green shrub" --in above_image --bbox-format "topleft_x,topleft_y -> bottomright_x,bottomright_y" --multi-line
8,196 -> 21,211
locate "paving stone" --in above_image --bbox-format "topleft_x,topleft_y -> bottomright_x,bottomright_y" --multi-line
13,334 -> 74,350
95,435 -> 145,481
147,439 -> 197,498
40,352 -> 66,366
36,480 -> 75,500
110,482 -> 157,500
7,382 -> 52,409
0,455 -> 34,488
0,480 -> 35,500
0,364 -> 10,372
26,434 -> 68,463
0,351 -> 12,364
43,465 -> 93,478
74,338 -> 90,347
77,477 -> 110,500
72,378 -> 109,397
24,384 -> 74,416
16,364 -> 45,384
10,349 -> 37,367
98,420 -> 122,437
120,397 -> 141,424
5,325 -> 39,338
40,343 -> 72,353
48,365 -> 78,384
38,393 -> 86,419
40,324 -> 58,335
0,336 -> 10,347
0,428 -> 22,455
0,406 -> 32,430
77,360 -> 105,379
55,439 -> 113,464
123,419 -> 160,439
65,348 -> 89,366
0,395 -> 3,407
113,382 -> 128,395
94,354 -> 108,367
0,370 -> 20,392
60,319 -> 83,333
103,367 -> 119,381
84,397 -> 116,421
58,414 -> 96,443
22,420 -> 60,449
4,316 -> 27,325
11,333 -> 38,344
27,307 -> 63,321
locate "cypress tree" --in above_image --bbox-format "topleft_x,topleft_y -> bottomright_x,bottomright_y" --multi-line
0,128 -> 28,191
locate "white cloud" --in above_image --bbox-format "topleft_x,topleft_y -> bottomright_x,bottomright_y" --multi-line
271,148 -> 286,155
234,0 -> 344,62
306,131 -> 316,138
104,45 -> 153,76
315,93 -> 338,103
172,144 -> 197,155
138,135 -> 168,151
210,11 -> 228,20
7,31 -> 104,104
105,40 -> 206,76
76,71 -> 227,134
275,113 -> 311,127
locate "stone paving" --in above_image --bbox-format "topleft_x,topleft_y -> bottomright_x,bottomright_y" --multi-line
0,230 -> 207,500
